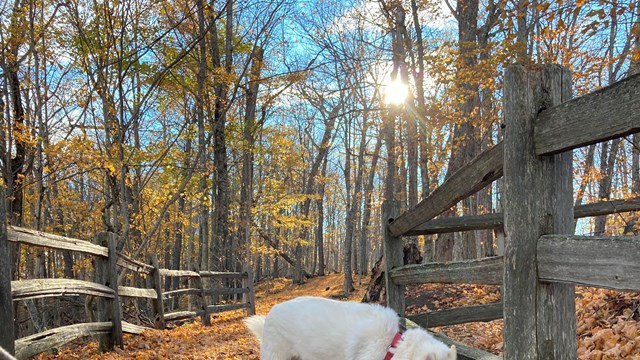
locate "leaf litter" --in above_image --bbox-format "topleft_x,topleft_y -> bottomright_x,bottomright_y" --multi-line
35,275 -> 638,359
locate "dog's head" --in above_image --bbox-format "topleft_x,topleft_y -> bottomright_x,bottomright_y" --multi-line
391,328 -> 457,360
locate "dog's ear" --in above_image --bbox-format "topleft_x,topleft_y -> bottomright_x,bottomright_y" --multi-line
447,345 -> 457,359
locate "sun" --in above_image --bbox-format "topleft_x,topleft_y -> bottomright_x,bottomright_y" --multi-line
383,76 -> 408,105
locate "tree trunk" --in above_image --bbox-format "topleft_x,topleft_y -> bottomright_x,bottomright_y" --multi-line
171,169 -> 188,288
409,0 -> 430,200
3,1 -> 30,288
7,70 -> 27,227
316,156 -> 328,276
593,139 -> 621,235
273,230 -> 280,278
515,0 -> 531,62
574,145 -> 596,207
343,116 -> 368,294
5,0 -> 30,227
476,29 -> 497,258
209,0 -> 233,271
360,131 -> 383,278
435,0 -> 481,261
361,242 -> 422,304
594,6 -> 633,234
241,46 -> 263,280
626,134 -> 640,234
343,120 -> 354,293
295,104 -> 339,283
171,59 -> 195,282
195,0 -> 210,272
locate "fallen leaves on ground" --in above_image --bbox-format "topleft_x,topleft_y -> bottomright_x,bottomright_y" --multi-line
406,283 -> 505,356
576,288 -> 640,359
405,283 -> 640,359
35,276 -> 639,359
35,274 -> 367,360
35,313 -> 260,360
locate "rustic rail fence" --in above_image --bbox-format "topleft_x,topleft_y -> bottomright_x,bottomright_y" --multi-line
383,64 -> 640,360
0,226 -> 255,359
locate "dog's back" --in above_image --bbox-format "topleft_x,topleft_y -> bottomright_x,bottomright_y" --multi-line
244,296 -> 456,360
246,296 -> 400,359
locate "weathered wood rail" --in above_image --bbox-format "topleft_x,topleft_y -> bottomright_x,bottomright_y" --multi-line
406,197 -> 640,235
0,226 -> 256,359
383,64 -> 640,360
159,268 -> 255,327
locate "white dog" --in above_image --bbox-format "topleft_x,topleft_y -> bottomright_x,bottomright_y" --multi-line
244,296 -> 456,360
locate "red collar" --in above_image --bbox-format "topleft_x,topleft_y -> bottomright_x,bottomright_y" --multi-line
384,332 -> 403,360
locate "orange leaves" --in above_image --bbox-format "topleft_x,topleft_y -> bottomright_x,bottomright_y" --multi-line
34,274 -> 367,360
34,277 -> 639,359
576,289 -> 640,359
35,311 -> 261,360
536,2 -> 550,12
406,283 -> 504,355
580,327 -> 640,359
406,284 -> 640,358
576,0 -> 589,8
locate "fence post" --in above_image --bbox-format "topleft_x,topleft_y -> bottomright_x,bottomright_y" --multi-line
94,232 -> 123,351
147,254 -> 165,330
0,185 -> 15,356
106,234 -> 124,349
503,64 -> 576,359
242,270 -> 256,316
193,265 -> 210,326
382,200 -> 404,316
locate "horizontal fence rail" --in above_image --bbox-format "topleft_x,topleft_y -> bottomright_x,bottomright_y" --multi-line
117,254 -> 153,275
538,235 -> 640,291
535,71 -> 640,155
199,271 -> 248,279
390,256 -> 504,286
14,321 -> 147,360
7,226 -> 108,257
388,142 -> 504,237
12,279 -> 115,301
118,286 -> 157,299
407,197 -> 640,235
158,269 -> 200,278
408,302 -> 504,328
2,226 -> 255,359
391,235 -> 640,291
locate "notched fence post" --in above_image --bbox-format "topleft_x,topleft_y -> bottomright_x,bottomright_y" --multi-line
0,185 -> 15,357
382,200 -> 404,317
503,64 -> 576,360
147,254 -> 165,330
94,232 -> 123,351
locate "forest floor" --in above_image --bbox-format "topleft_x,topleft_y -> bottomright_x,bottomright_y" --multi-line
36,273 -> 640,359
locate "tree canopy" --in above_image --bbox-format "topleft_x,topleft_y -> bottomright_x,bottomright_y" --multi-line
1,0 -> 639,293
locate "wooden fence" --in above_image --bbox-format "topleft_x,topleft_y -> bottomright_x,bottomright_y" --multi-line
383,64 -> 640,360
1,226 -> 255,359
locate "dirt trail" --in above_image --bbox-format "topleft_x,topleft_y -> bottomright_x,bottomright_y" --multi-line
36,274 -> 367,360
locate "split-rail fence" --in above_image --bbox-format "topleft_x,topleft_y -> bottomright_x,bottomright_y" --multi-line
383,64 -> 640,360
0,226 -> 255,359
